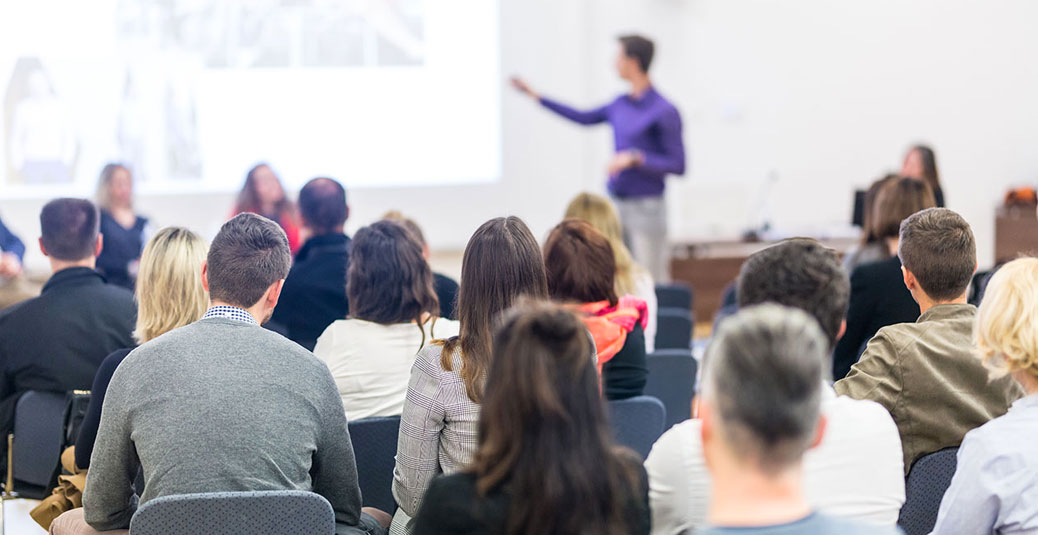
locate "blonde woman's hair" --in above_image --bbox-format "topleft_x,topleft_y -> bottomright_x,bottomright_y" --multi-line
95,163 -> 131,212
134,227 -> 209,344
564,192 -> 647,296
976,257 -> 1038,379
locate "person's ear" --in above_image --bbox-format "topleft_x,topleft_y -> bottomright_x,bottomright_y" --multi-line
39,237 -> 48,257
809,414 -> 828,449
836,320 -> 847,341
700,400 -> 717,468
201,260 -> 210,293
902,266 -> 916,292
265,279 -> 285,309
94,234 -> 104,257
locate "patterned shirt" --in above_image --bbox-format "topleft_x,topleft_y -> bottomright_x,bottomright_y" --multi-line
390,343 -> 481,534
201,305 -> 257,325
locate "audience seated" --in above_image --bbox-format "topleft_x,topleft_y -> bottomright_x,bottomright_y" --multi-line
0,199 -> 136,456
835,207 -> 1024,474
412,302 -> 650,535
931,257 -> 1038,534
842,174 -> 897,274
391,216 -> 548,534
74,227 -> 209,471
53,213 -> 386,535
696,305 -> 901,535
833,177 -> 937,379
0,211 -> 32,309
564,192 -> 658,352
95,164 -> 149,290
645,239 -> 905,534
314,220 -> 458,421
383,211 -> 460,321
233,163 -> 301,253
270,177 -> 351,350
543,219 -> 648,400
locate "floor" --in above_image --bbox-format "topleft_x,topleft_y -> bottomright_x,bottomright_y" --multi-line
3,499 -> 48,535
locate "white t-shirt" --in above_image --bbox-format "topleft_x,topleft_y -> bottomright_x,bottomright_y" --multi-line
313,317 -> 460,421
644,386 -> 905,534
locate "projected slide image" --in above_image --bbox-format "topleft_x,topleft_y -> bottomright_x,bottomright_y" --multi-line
115,0 -> 425,69
0,0 -> 499,197
3,57 -> 79,185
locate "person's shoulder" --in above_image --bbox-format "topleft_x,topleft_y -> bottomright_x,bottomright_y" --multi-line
850,256 -> 897,281
646,419 -> 702,466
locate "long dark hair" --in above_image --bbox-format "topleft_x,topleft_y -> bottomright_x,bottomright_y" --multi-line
543,219 -> 619,306
469,301 -> 643,535
347,220 -> 440,345
235,163 -> 293,217
871,176 -> 937,255
440,217 -> 548,403
859,173 -> 898,247
908,144 -> 941,195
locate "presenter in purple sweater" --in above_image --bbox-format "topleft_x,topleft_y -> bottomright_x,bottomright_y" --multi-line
512,34 -> 685,281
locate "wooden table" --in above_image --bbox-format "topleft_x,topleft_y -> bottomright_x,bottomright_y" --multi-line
669,237 -> 857,329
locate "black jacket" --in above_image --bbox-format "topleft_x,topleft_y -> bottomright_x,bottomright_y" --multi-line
433,273 -> 459,320
96,210 -> 148,290
0,268 -> 136,441
832,256 -> 920,380
270,233 -> 351,351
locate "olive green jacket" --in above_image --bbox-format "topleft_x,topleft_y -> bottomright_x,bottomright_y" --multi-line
835,303 -> 1024,474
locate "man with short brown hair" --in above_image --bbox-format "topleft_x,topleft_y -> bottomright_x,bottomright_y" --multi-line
836,207 -> 1024,474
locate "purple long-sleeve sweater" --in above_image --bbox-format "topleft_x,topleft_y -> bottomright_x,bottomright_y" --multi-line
540,87 -> 686,198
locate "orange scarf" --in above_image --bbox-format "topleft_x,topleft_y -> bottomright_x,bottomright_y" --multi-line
577,296 -> 648,375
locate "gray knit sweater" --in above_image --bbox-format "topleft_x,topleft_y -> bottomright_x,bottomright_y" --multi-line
83,317 -> 364,531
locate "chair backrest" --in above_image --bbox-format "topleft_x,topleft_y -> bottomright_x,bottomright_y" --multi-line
655,283 -> 694,312
644,350 -> 698,429
348,415 -> 401,514
10,390 -> 68,497
129,491 -> 335,535
607,395 -> 666,460
655,308 -> 693,350
897,447 -> 960,535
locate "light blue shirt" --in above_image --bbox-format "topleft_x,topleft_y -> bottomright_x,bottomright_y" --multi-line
699,512 -> 902,535
931,394 -> 1038,535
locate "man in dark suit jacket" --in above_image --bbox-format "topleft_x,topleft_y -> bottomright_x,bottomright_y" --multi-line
270,178 -> 351,351
0,199 -> 136,449
832,254 -> 920,380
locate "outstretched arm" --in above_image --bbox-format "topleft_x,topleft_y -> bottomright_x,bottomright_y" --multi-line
511,76 -> 609,125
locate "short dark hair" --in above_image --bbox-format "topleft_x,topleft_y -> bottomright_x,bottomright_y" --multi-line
737,239 -> 850,350
898,207 -> 976,301
347,220 -> 439,326
618,35 -> 655,73
207,213 -> 292,308
40,198 -> 99,261
298,177 -> 347,235
543,219 -> 618,306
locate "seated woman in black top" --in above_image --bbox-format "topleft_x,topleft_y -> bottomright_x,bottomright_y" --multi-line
832,176 -> 936,379
412,302 -> 650,535
543,219 -> 648,400
95,164 -> 149,290
75,227 -> 209,469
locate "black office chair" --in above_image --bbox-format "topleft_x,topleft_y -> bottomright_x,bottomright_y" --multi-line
897,448 -> 959,535
655,308 -> 693,350
348,416 -> 401,514
644,349 -> 698,429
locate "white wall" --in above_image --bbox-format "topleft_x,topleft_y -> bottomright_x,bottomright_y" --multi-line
4,0 -> 1038,273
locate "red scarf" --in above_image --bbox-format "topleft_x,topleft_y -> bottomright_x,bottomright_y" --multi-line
577,296 -> 648,376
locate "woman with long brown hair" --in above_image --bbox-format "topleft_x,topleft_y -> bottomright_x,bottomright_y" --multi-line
313,219 -> 457,421
901,144 -> 944,207
412,301 -> 650,535
232,163 -> 301,253
391,216 -> 548,534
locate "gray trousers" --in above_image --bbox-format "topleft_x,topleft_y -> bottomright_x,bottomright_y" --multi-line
614,195 -> 669,282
